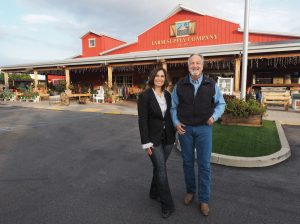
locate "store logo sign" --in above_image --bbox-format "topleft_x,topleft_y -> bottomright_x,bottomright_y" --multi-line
170,20 -> 196,37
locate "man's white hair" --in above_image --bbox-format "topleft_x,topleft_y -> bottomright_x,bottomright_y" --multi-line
188,53 -> 204,64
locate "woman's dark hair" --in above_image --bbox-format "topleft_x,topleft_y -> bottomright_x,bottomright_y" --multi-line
148,67 -> 169,90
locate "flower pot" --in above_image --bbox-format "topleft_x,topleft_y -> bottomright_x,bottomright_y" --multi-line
221,114 -> 262,127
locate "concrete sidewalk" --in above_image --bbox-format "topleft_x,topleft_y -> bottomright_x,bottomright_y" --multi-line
0,100 -> 138,115
264,108 -> 300,125
1,100 -> 300,124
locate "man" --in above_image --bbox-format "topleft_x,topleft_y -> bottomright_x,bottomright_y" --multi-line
171,53 -> 225,216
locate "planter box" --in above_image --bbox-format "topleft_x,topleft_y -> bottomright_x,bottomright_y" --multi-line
221,114 -> 262,127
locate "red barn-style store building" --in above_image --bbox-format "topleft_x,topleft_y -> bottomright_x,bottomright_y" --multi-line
2,4 -> 300,97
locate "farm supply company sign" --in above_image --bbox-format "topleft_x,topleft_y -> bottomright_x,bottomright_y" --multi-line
151,20 -> 217,46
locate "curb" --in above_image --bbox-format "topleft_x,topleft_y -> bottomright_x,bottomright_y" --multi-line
0,103 -> 138,116
211,120 -> 291,167
103,111 -> 138,116
279,121 -> 300,126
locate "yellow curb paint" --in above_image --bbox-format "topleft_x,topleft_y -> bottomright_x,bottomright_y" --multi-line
49,107 -> 64,111
104,111 -> 121,115
80,108 -> 103,112
280,121 -> 300,126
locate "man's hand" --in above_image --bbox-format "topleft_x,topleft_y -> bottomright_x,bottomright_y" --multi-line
207,117 -> 214,125
176,123 -> 186,135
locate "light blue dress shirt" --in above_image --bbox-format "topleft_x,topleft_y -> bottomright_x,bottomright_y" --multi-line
171,75 -> 226,127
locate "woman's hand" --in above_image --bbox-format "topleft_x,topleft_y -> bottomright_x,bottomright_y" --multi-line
146,147 -> 153,156
176,123 -> 186,135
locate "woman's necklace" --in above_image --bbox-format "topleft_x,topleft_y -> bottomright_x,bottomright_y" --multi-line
154,88 -> 163,97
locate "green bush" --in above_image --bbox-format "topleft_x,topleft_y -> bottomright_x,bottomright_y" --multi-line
2,91 -> 15,100
22,91 -> 39,98
223,94 -> 236,103
53,81 -> 66,93
225,98 -> 265,118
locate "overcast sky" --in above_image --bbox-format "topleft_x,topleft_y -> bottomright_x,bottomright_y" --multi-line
1,0 -> 299,66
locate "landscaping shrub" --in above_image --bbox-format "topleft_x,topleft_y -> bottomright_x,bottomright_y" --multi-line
224,98 -> 265,118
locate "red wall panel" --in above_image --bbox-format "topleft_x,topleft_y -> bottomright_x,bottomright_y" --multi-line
107,10 -> 299,55
81,33 -> 125,57
100,36 -> 126,53
249,33 -> 298,42
82,33 -> 101,57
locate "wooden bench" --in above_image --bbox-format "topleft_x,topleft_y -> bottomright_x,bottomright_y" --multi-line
66,93 -> 91,104
262,92 -> 290,111
39,93 -> 50,101
49,95 -> 61,105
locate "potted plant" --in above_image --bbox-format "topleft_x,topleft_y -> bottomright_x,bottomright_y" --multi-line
68,84 -> 75,93
221,96 -> 266,127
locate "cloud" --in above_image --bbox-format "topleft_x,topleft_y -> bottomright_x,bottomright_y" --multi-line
15,0 -> 300,41
2,0 -> 299,66
22,14 -> 60,24
0,37 -> 79,66
248,1 -> 300,34
16,0 -> 178,41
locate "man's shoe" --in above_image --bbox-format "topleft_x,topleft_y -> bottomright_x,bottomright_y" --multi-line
199,203 -> 209,216
162,209 -> 174,219
183,193 -> 194,205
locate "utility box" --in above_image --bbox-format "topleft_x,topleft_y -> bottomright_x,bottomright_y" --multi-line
291,93 -> 300,110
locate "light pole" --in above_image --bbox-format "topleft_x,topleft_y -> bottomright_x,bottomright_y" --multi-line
241,0 -> 250,100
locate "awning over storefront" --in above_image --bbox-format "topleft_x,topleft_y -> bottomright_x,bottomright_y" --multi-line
2,39 -> 300,73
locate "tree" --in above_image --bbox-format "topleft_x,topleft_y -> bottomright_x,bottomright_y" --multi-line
0,73 -> 4,83
8,74 -> 33,81
0,73 -> 33,82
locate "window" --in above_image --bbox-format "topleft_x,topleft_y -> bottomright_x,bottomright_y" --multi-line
88,38 -> 96,48
113,75 -> 133,87
217,77 -> 233,95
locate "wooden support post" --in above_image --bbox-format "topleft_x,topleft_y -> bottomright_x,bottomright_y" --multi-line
34,70 -> 38,91
234,58 -> 241,92
45,74 -> 49,88
107,66 -> 112,89
162,61 -> 167,72
65,68 -> 70,90
4,72 -> 9,89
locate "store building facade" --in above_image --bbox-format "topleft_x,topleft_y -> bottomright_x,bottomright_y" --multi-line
1,4 -> 300,95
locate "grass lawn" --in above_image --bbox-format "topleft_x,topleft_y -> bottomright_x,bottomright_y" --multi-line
213,120 -> 281,157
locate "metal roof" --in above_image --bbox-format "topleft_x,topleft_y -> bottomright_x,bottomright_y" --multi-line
80,31 -> 126,43
237,28 -> 300,38
2,39 -> 300,72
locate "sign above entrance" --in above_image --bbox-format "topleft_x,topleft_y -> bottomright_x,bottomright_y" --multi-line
170,20 -> 196,37
151,34 -> 217,46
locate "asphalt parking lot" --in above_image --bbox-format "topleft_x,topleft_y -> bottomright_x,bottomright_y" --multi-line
0,106 -> 299,224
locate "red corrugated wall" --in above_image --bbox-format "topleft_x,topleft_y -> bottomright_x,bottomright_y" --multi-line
100,36 -> 126,53
249,33 -> 295,42
107,10 -> 299,55
81,33 -> 125,57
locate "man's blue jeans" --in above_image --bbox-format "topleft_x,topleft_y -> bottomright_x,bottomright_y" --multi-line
179,124 -> 212,203
149,143 -> 174,212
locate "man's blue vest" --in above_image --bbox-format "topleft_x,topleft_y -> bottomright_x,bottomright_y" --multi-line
176,75 -> 215,126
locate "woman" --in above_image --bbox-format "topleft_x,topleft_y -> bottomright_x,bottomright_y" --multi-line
137,67 -> 176,218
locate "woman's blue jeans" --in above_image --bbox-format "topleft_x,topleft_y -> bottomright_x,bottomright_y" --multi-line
149,143 -> 174,212
178,124 -> 212,203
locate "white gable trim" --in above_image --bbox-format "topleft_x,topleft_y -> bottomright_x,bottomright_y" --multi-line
238,28 -> 300,38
